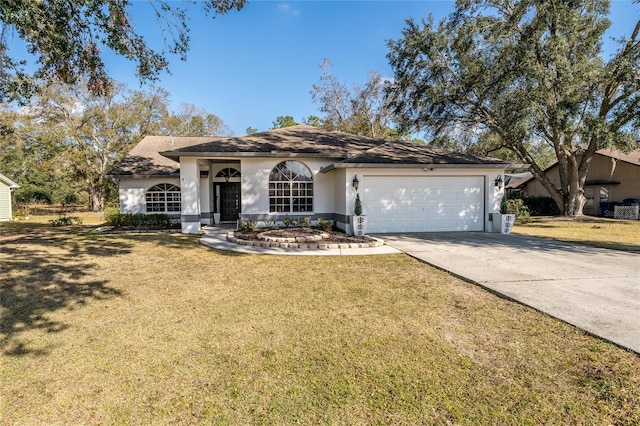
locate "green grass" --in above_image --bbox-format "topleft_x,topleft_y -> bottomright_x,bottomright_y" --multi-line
513,217 -> 640,252
1,211 -> 105,232
1,220 -> 639,424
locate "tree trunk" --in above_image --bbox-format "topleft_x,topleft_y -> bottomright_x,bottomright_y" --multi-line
88,184 -> 105,212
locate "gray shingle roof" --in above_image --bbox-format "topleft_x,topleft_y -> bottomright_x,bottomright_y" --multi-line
108,136 -> 216,177
334,141 -> 511,166
108,125 -> 512,177
159,125 -> 387,160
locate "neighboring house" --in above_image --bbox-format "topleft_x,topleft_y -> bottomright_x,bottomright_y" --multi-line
0,173 -> 20,221
505,172 -> 533,196
108,125 -> 516,234
518,149 -> 640,216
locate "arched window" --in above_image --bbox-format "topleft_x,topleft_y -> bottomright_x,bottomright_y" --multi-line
215,168 -> 241,181
269,161 -> 313,213
145,183 -> 181,212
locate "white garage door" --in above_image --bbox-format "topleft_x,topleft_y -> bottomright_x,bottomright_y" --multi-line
363,176 -> 485,233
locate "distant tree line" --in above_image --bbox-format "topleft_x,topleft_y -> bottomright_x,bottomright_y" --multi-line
0,82 -> 232,212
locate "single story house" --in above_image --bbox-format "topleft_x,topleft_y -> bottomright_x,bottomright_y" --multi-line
108,125 -> 516,234
0,173 -> 19,221
517,149 -> 640,216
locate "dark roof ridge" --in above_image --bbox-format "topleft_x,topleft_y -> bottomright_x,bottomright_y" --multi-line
343,139 -> 512,165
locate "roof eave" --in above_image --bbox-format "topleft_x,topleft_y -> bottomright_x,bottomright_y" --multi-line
160,151 -> 350,161
0,173 -> 19,188
106,172 -> 181,179
320,162 -> 521,173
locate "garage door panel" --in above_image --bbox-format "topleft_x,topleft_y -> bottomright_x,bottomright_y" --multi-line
364,176 -> 484,233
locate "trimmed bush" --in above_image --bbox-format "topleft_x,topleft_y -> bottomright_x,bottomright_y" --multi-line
354,193 -> 363,216
105,213 -> 175,229
521,196 -> 561,216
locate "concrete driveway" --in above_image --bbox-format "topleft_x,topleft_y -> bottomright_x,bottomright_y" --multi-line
380,232 -> 640,354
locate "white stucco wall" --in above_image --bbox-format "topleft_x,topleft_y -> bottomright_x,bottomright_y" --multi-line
180,157 -> 201,233
119,163 -> 505,234
240,157 -> 336,217
333,168 -> 348,216
200,176 -> 211,224
118,177 -> 181,214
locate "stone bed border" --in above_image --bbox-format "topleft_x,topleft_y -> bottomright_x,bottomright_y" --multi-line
257,229 -> 330,243
227,231 -> 384,249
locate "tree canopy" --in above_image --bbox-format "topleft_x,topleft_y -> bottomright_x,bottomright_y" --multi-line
311,59 -> 400,140
271,116 -> 299,129
386,0 -> 639,215
0,81 -> 232,211
0,0 -> 245,101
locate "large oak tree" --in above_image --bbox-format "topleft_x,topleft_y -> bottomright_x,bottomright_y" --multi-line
387,0 -> 639,215
0,0 -> 245,101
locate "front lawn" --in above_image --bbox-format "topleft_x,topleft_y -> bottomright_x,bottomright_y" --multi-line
513,216 -> 640,252
1,222 -> 639,424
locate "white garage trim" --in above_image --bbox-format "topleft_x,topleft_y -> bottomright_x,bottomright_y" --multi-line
363,175 -> 485,233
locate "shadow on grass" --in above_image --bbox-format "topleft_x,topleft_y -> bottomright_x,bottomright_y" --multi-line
0,226 -> 131,356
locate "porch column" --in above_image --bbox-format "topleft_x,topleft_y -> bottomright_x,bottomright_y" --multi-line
180,157 -> 201,234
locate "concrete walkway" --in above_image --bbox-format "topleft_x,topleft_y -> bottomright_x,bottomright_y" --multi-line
200,226 -> 401,256
381,232 -> 640,354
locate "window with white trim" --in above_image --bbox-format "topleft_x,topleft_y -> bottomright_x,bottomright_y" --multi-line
216,168 -> 241,180
145,183 -> 181,212
269,161 -> 313,213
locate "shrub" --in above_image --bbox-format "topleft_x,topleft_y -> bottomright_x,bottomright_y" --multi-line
504,199 -> 532,223
238,219 -> 257,231
14,185 -> 52,205
316,217 -> 332,232
298,216 -> 311,228
500,196 -> 508,214
104,213 -> 174,229
102,206 -> 121,223
282,215 -> 296,228
61,193 -> 80,206
263,220 -> 279,229
521,196 -> 561,216
146,214 -> 172,229
354,194 -> 363,216
49,215 -> 83,226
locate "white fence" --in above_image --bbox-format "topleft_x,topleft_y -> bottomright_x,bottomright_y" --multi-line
614,205 -> 640,220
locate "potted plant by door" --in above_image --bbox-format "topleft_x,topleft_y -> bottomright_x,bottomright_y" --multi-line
350,193 -> 368,236
492,198 -> 515,234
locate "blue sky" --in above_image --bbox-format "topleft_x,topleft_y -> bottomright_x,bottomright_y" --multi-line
9,1 -> 640,136
112,0 -> 454,135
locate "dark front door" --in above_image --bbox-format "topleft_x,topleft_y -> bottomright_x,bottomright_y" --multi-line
221,182 -> 240,222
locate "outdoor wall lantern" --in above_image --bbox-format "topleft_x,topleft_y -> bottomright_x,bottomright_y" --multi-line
495,174 -> 504,188
352,175 -> 360,191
